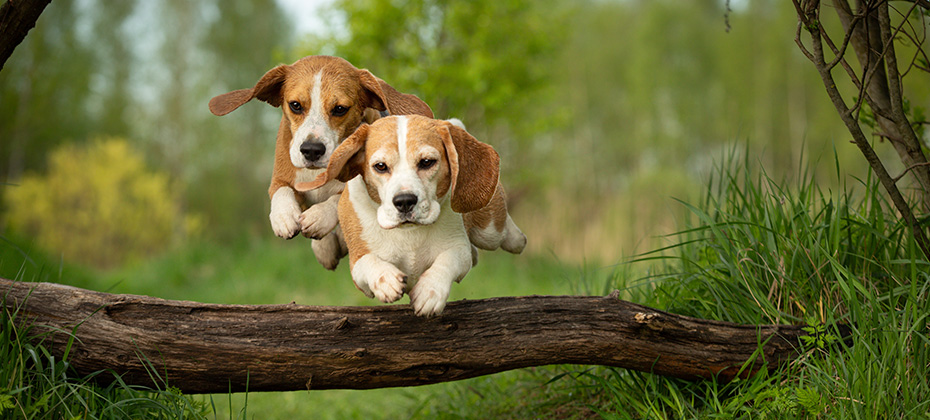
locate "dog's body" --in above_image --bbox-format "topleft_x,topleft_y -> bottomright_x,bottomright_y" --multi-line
297,115 -> 526,316
209,56 -> 433,269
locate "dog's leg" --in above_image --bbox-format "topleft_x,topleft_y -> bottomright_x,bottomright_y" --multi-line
269,187 -> 302,239
409,245 -> 472,317
311,233 -> 343,271
501,214 -> 527,254
299,193 -> 340,239
351,254 -> 407,303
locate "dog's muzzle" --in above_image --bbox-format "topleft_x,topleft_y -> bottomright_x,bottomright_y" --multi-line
300,141 -> 326,163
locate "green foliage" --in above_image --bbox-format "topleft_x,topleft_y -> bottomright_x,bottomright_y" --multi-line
563,148 -> 930,418
800,317 -> 838,349
3,138 -> 199,268
304,0 -> 570,132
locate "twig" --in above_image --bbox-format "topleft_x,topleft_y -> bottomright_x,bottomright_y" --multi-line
892,162 -> 930,183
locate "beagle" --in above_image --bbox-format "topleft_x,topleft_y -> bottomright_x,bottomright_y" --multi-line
296,115 -> 526,316
208,55 -> 433,270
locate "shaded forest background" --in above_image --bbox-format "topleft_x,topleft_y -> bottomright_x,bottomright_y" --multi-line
2,0 -> 927,267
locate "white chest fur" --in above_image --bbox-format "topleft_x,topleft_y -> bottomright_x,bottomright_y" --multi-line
346,176 -> 469,281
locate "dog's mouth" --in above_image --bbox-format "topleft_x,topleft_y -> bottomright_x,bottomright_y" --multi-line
379,213 -> 429,230
386,217 -> 422,229
302,161 -> 327,170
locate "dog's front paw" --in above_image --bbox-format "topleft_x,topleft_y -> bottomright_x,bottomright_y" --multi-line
409,274 -> 452,317
352,255 -> 408,303
270,188 -> 301,239
299,204 -> 338,239
369,266 -> 407,304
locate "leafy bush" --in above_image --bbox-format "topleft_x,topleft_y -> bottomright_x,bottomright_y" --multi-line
4,138 -> 199,268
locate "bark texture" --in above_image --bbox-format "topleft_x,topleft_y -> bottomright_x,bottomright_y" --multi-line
0,0 -> 53,70
2,279 -> 845,394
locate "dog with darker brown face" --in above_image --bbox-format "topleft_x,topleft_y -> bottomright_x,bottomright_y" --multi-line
209,55 -> 433,270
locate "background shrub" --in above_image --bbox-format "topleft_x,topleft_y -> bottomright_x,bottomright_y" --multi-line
4,138 -> 199,268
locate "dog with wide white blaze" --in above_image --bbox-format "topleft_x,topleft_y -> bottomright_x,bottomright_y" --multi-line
208,55 -> 433,270
296,115 -> 526,316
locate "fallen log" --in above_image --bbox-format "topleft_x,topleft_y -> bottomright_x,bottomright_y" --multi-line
1,278 -> 848,394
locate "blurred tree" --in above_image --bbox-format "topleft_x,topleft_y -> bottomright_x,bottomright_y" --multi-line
303,0 -> 571,138
0,0 -> 96,181
87,0 -> 137,138
131,0 -> 294,239
2,0 -> 295,242
194,0 -> 295,239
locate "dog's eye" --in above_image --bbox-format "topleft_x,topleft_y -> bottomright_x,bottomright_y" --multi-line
331,105 -> 350,117
373,162 -> 389,173
417,158 -> 436,170
288,101 -> 303,114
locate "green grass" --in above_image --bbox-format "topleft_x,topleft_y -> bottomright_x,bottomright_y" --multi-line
2,147 -> 929,418
552,149 -> 930,419
1,275 -> 211,419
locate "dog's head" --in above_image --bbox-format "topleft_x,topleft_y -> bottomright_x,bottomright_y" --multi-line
296,115 -> 499,229
208,55 -> 433,169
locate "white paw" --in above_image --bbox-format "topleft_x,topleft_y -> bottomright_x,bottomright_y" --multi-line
299,203 -> 338,239
409,274 -> 451,317
369,266 -> 407,303
352,255 -> 407,303
502,215 -> 527,254
270,188 -> 301,239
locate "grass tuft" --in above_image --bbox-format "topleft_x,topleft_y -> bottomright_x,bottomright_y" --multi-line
1,260 -> 212,419
558,148 -> 930,418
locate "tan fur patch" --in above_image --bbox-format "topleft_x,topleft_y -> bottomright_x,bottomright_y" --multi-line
339,189 -> 369,270
464,184 -> 508,232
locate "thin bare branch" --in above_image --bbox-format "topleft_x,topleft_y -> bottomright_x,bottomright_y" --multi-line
893,162 -> 930,183
796,22 -> 818,62
891,2 -> 928,77
913,0 -> 930,9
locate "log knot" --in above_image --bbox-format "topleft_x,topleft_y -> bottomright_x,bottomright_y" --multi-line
334,316 -> 351,330
634,312 -> 664,331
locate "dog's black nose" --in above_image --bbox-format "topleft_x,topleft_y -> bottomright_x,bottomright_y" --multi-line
300,142 -> 326,162
393,193 -> 418,214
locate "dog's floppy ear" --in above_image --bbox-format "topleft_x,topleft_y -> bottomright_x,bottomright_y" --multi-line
439,122 -> 500,214
209,65 -> 288,116
358,69 -> 434,118
295,124 -> 370,191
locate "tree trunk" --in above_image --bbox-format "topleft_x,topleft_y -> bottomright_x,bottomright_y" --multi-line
1,279 -> 847,394
0,0 -> 53,70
